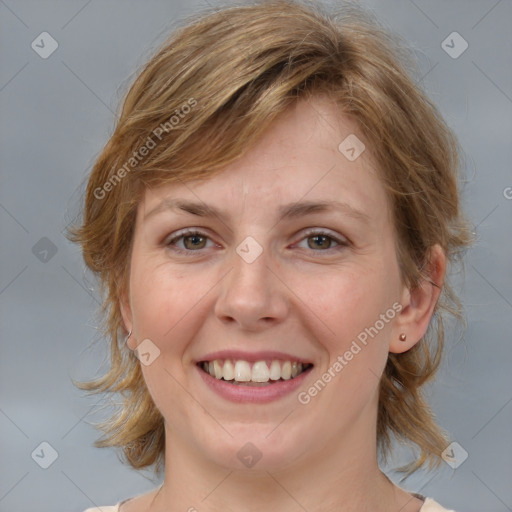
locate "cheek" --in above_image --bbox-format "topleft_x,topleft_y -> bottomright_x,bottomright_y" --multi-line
290,262 -> 397,364
129,258 -> 204,347
128,263 -> 209,417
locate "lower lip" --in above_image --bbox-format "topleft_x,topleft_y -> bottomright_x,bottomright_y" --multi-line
196,365 -> 313,404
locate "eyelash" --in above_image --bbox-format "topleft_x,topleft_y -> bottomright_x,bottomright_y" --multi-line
164,228 -> 349,256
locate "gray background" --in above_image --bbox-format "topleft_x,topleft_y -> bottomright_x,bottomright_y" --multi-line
1,1 -> 511,511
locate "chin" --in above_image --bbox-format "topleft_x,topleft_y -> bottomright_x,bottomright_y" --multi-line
198,427 -> 308,472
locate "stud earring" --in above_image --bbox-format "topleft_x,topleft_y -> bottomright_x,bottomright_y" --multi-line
399,333 -> 407,342
125,329 -> 132,345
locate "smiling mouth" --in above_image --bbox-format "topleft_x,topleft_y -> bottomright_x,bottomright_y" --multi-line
198,359 -> 313,386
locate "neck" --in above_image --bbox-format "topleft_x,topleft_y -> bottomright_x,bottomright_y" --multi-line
150,407 -> 417,512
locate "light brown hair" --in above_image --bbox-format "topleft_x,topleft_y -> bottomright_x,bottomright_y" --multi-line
68,0 -> 472,477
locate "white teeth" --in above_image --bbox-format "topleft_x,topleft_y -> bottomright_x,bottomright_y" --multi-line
213,360 -> 223,379
222,360 -> 235,380
201,359 -> 307,383
269,360 -> 281,380
251,361 -> 270,382
281,361 -> 292,380
234,361 -> 251,382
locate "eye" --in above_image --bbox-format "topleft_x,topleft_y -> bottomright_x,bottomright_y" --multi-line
165,229 -> 216,253
164,228 -> 348,255
295,229 -> 348,251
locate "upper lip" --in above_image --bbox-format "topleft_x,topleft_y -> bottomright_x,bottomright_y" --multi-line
196,350 -> 314,365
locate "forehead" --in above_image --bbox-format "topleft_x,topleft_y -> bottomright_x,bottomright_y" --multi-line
139,96 -> 389,223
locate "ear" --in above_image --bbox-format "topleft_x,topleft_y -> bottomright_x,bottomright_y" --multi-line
119,290 -> 137,350
389,244 -> 446,354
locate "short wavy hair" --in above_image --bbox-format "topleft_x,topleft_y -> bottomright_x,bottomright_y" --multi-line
68,0 -> 472,477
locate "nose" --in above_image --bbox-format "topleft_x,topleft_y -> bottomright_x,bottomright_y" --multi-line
214,243 -> 289,332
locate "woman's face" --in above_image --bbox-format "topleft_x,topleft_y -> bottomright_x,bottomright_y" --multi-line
122,96 -> 408,472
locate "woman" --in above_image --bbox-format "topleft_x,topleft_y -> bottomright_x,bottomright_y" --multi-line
69,1 -> 471,510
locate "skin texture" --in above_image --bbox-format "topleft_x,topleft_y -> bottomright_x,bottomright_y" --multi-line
120,96 -> 445,512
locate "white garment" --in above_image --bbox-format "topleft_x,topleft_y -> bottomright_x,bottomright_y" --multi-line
84,496 -> 456,511
421,498 -> 456,511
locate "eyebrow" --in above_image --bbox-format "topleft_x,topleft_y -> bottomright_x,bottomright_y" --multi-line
143,198 -> 370,225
